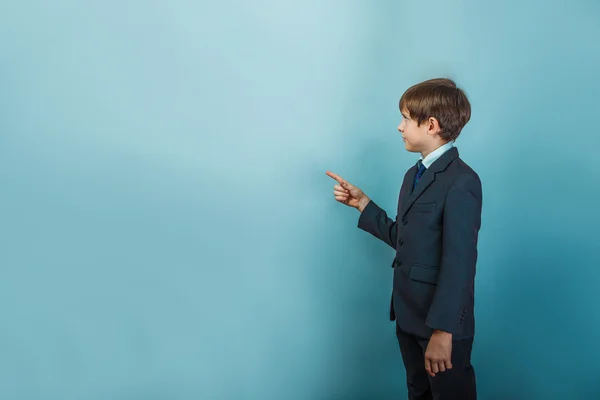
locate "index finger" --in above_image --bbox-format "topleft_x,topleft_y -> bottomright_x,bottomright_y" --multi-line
326,171 -> 345,184
424,358 -> 432,375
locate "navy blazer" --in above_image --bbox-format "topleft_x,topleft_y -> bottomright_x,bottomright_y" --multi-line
357,147 -> 482,340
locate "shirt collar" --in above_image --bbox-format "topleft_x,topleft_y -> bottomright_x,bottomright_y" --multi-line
419,141 -> 454,169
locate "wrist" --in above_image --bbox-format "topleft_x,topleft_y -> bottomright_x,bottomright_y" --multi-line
433,329 -> 452,339
357,196 -> 371,212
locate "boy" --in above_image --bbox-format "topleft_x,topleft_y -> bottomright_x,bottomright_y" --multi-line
326,78 -> 482,399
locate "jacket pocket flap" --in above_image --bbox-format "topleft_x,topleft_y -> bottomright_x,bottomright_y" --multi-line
413,202 -> 436,213
409,264 -> 439,284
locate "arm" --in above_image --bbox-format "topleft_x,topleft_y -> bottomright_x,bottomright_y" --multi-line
425,174 -> 482,334
356,199 -> 398,250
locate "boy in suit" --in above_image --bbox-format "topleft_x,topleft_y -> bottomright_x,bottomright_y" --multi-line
326,78 -> 482,400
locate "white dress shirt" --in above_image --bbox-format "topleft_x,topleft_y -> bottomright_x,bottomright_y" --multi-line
419,141 -> 455,169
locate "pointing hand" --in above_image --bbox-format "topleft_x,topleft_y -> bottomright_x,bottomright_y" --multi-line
326,171 -> 370,212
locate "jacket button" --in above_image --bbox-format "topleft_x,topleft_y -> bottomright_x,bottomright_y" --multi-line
402,219 -> 407,226
399,239 -> 404,246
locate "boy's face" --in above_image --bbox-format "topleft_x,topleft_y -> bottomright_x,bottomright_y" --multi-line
398,109 -> 430,154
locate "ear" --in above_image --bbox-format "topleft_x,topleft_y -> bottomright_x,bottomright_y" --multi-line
426,116 -> 442,137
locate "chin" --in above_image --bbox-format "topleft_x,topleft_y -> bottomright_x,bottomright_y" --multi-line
403,143 -> 417,152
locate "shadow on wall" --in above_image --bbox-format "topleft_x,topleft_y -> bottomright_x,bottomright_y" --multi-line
474,228 -> 597,398
491,136 -> 599,397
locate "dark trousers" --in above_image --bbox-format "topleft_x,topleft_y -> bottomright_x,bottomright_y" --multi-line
395,323 -> 477,400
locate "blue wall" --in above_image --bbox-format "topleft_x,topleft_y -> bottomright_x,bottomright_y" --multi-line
1,0 -> 599,398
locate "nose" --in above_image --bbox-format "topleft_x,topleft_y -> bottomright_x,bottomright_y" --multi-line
398,122 -> 404,132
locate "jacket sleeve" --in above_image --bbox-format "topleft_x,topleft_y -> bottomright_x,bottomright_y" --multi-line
356,199 -> 398,250
425,173 -> 482,334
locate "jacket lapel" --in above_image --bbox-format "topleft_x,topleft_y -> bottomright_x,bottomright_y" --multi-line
401,147 -> 459,217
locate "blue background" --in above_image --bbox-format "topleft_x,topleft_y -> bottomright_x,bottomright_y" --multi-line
1,0 -> 599,398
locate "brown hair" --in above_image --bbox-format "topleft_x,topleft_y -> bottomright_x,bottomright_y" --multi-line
399,78 -> 471,141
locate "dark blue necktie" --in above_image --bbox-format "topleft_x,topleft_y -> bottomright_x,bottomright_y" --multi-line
413,160 -> 426,190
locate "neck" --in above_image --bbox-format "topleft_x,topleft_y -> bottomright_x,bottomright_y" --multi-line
421,140 -> 450,159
